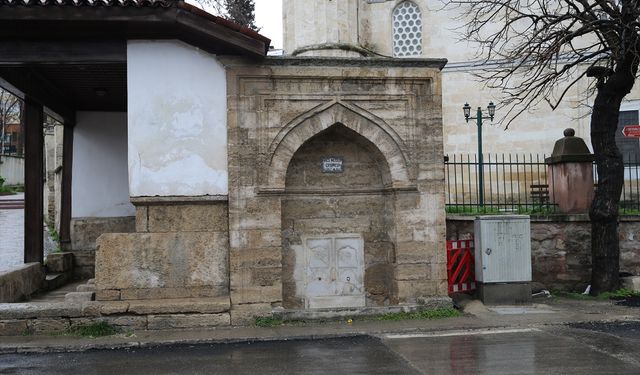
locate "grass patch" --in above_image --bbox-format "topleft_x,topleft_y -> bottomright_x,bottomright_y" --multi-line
0,175 -> 14,194
66,321 -> 119,338
254,316 -> 284,328
374,307 -> 461,321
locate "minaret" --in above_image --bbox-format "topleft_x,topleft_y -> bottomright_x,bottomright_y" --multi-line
283,0 -> 362,57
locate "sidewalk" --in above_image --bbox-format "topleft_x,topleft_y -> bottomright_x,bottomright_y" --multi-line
0,193 -> 24,273
1,297 -> 637,354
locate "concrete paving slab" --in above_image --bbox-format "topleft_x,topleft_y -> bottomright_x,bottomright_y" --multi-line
488,305 -> 557,315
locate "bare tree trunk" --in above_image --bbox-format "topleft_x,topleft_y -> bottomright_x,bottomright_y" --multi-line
589,69 -> 635,294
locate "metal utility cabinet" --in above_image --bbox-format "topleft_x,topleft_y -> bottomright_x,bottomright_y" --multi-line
474,215 -> 532,304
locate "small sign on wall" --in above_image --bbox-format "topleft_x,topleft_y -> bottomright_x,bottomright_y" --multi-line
321,157 -> 344,173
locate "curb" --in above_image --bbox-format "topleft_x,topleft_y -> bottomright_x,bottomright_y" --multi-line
3,316 -> 638,354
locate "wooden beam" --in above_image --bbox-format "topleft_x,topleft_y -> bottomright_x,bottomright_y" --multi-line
23,96 -> 44,265
59,118 -> 74,248
0,68 -> 75,124
0,41 -> 126,65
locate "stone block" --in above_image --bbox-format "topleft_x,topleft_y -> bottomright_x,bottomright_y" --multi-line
0,302 -> 83,320
147,313 -> 230,330
29,318 -> 70,334
0,320 -> 28,336
0,263 -> 44,303
76,284 -> 96,293
251,267 -> 281,287
147,203 -> 228,233
72,252 -> 95,267
395,242 -> 432,264
64,292 -> 94,305
230,285 -> 282,305
95,290 -> 121,301
106,315 -> 148,330
71,216 -> 135,251
95,231 -> 229,293
230,303 -> 272,326
621,276 -> 640,292
230,247 -> 282,269
136,206 -> 149,232
80,302 -> 101,316
396,263 -> 430,281
127,297 -> 230,315
46,252 -> 73,273
396,280 -> 438,302
119,286 -> 225,300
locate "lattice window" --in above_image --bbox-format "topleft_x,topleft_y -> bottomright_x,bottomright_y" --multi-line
392,1 -> 422,57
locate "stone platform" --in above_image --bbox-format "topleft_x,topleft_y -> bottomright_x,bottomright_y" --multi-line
0,297 -> 232,336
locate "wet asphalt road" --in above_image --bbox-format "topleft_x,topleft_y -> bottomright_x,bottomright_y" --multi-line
2,323 -> 640,374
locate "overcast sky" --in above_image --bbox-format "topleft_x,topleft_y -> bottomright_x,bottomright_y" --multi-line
254,0 -> 283,49
188,0 -> 284,49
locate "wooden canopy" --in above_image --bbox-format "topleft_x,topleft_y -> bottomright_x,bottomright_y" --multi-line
0,0 -> 270,264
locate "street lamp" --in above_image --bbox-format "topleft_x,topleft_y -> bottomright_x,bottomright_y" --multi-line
463,102 -> 496,207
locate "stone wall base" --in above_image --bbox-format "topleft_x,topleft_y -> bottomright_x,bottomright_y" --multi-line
0,297 -> 231,336
0,263 -> 44,303
94,201 -> 229,302
68,216 -> 136,279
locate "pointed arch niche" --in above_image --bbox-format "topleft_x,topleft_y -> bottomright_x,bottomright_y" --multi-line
268,103 -> 416,309
264,101 -> 413,192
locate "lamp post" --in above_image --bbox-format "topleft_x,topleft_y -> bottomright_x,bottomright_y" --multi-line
463,101 -> 496,207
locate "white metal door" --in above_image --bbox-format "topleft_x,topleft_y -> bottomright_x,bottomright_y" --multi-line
305,235 -> 365,309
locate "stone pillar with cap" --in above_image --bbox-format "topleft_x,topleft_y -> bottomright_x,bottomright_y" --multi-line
545,128 -> 595,213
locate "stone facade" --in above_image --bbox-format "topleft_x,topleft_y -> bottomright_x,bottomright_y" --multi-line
223,56 -> 448,323
91,55 -> 448,325
447,216 -> 640,291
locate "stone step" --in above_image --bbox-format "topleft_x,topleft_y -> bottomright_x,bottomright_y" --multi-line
76,284 -> 96,293
44,273 -> 70,291
64,292 -> 95,304
83,296 -> 231,316
273,298 -> 452,321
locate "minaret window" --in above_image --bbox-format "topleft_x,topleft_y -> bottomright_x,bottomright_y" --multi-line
392,1 -> 423,57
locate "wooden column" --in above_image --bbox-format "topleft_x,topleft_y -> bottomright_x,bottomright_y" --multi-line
23,97 -> 44,264
59,120 -> 74,249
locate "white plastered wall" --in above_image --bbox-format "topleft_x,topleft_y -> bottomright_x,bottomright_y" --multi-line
127,40 -> 228,197
72,111 -> 135,217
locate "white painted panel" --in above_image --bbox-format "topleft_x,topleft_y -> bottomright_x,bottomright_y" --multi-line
306,238 -> 333,298
127,40 -> 228,197
474,216 -> 531,283
72,112 -> 135,218
335,237 -> 364,296
304,234 -> 365,309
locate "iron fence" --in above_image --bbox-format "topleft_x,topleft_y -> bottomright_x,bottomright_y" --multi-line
444,154 -> 640,214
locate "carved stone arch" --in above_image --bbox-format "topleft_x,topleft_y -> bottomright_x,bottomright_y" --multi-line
266,101 -> 412,190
